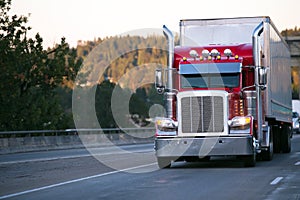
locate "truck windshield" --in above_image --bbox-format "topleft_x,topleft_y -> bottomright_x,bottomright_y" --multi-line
181,73 -> 240,89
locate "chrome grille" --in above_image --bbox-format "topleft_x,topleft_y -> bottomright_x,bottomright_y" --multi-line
181,96 -> 224,133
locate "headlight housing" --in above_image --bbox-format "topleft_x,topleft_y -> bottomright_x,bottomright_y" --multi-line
229,116 -> 251,127
155,117 -> 178,136
228,116 -> 252,134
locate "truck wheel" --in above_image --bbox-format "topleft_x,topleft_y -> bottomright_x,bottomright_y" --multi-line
185,156 -> 210,162
261,126 -> 273,161
281,125 -> 291,153
157,158 -> 171,169
245,155 -> 256,167
273,125 -> 281,153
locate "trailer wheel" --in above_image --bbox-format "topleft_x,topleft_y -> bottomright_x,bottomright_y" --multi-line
261,126 -> 273,161
157,157 -> 171,169
281,125 -> 291,153
273,125 -> 281,153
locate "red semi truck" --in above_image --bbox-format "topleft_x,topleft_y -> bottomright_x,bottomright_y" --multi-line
154,17 -> 292,168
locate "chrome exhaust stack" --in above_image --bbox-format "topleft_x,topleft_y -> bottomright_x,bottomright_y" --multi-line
252,21 -> 264,149
163,25 -> 175,119
163,25 -> 174,90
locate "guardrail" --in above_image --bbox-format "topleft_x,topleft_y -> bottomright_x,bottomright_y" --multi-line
0,127 -> 156,138
0,128 -> 156,154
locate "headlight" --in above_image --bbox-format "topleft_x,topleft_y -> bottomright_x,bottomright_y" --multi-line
229,116 -> 251,128
228,116 -> 252,134
156,117 -> 178,131
155,118 -> 178,136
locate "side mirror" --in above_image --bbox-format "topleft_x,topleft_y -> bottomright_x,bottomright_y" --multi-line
258,67 -> 268,89
155,69 -> 165,94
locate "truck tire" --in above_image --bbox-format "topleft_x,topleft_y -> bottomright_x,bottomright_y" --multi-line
157,157 -> 171,169
281,125 -> 291,153
185,156 -> 210,162
261,126 -> 273,161
273,125 -> 281,153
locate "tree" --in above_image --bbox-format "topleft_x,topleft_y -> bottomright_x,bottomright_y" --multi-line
281,26 -> 300,37
0,0 -> 80,130
95,81 -> 118,128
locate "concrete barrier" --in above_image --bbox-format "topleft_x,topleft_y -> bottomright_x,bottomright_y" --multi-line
0,130 -> 155,154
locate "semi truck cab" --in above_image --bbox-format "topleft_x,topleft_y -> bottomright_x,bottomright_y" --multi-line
154,17 -> 292,168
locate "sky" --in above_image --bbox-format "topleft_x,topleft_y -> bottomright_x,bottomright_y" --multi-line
10,0 -> 300,48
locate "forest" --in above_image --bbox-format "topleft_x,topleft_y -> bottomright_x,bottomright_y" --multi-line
0,0 -> 168,131
0,0 -> 299,131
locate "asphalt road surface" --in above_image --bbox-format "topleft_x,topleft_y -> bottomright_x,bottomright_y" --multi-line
0,135 -> 299,200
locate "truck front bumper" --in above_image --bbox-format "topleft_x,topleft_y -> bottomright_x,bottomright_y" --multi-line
155,136 -> 255,158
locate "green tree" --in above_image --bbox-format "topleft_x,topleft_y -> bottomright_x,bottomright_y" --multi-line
95,81 -> 118,128
0,0 -> 80,130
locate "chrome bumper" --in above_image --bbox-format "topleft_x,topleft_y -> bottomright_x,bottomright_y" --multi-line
155,136 -> 255,158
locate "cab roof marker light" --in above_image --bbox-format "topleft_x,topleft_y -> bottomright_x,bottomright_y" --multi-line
202,49 -> 210,58
211,49 -> 220,57
224,49 -> 232,57
189,49 -> 198,59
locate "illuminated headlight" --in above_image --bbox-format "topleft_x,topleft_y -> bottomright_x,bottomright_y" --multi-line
156,118 -> 178,131
228,116 -> 251,128
155,118 -> 178,136
228,116 -> 252,134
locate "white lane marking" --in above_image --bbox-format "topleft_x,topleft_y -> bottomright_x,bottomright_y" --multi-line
0,154 -> 92,165
270,177 -> 284,185
295,161 -> 300,166
0,162 -> 157,199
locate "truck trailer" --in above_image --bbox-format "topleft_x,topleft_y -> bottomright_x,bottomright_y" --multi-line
155,17 -> 292,168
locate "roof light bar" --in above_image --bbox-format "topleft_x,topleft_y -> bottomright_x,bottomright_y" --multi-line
211,49 -> 220,57
189,50 -> 199,58
224,49 -> 232,57
202,49 -> 210,58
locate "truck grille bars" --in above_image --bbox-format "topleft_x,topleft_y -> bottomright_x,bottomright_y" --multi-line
181,96 -> 224,133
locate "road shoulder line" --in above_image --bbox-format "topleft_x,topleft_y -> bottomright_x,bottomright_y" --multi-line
0,162 -> 156,199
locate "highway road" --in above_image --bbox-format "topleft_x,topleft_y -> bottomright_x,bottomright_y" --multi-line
0,135 -> 299,200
